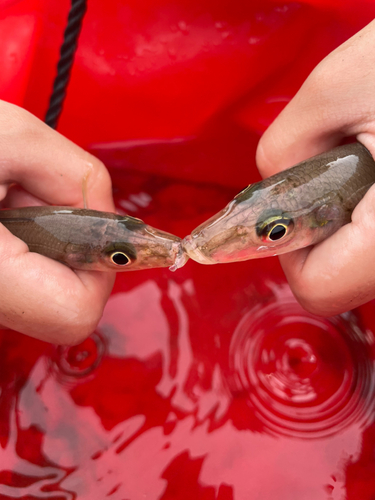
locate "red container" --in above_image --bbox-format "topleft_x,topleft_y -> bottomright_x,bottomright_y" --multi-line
1,0 -> 375,498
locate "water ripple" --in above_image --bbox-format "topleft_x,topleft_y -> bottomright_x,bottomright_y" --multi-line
228,295 -> 375,439
51,331 -> 106,383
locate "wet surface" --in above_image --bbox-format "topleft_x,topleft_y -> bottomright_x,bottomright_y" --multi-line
0,159 -> 375,499
2,0 -> 375,498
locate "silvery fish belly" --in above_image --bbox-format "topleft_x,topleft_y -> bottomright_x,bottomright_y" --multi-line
181,143 -> 375,265
0,207 -> 185,271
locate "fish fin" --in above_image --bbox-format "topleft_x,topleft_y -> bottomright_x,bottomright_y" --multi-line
313,204 -> 341,227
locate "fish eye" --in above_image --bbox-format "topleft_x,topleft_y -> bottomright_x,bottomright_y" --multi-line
258,216 -> 294,242
110,252 -> 131,266
268,224 -> 287,241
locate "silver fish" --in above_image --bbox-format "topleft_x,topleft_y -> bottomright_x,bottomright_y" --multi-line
180,143 -> 375,265
0,206 -> 185,271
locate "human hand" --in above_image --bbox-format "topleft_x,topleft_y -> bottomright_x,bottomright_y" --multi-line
256,19 -> 375,316
0,100 -> 115,344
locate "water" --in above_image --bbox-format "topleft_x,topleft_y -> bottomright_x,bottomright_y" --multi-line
227,289 -> 375,439
1,158 -> 375,499
2,0 -> 375,495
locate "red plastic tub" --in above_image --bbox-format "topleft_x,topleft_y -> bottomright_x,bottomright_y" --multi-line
1,0 -> 375,498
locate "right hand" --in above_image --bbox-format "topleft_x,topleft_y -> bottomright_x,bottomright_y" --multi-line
256,19 -> 375,317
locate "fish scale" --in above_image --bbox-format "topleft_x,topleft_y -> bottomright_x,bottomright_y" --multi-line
180,143 -> 375,265
0,207 -> 183,271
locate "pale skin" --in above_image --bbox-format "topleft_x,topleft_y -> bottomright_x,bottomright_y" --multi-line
256,19 -> 375,317
0,100 -> 115,345
2,21 -> 374,344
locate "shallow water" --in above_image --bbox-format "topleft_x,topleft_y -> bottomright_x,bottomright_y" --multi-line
1,159 -> 375,499
2,0 -> 375,496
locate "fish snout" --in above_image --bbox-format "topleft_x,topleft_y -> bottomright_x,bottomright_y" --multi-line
169,240 -> 190,271
180,234 -> 216,265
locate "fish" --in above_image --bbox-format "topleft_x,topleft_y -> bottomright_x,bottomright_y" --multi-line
179,142 -> 375,266
0,206 -> 186,271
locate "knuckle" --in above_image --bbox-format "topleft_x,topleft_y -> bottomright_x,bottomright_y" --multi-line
304,54 -> 337,92
92,156 -> 113,191
255,140 -> 270,178
256,131 -> 287,177
298,61 -> 338,120
82,152 -> 114,209
0,102 -> 35,137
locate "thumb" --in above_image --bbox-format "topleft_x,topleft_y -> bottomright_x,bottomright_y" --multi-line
256,19 -> 375,177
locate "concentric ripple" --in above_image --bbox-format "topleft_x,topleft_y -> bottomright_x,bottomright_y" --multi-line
228,293 -> 375,439
51,331 -> 106,382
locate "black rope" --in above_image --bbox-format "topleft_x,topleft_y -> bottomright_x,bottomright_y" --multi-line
45,0 -> 87,129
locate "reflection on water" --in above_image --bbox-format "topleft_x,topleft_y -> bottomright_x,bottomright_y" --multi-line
0,167 -> 375,498
1,270 -> 375,499
228,286 -> 375,439
52,331 -> 107,381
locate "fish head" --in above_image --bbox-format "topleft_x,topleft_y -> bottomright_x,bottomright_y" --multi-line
181,183 -> 342,265
97,219 -> 185,272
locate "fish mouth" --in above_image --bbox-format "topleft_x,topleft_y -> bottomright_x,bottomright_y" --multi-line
180,235 -> 216,265
169,241 -> 190,271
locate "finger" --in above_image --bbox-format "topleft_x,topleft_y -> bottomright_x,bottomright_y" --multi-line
256,19 -> 375,178
279,183 -> 375,317
253,19 -> 375,316
2,184 -> 48,208
0,102 -> 116,343
0,101 -> 114,211
0,223 -> 115,344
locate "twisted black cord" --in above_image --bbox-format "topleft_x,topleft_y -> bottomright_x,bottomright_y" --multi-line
45,0 -> 87,129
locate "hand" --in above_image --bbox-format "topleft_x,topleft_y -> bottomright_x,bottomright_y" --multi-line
256,19 -> 375,316
0,100 -> 115,344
